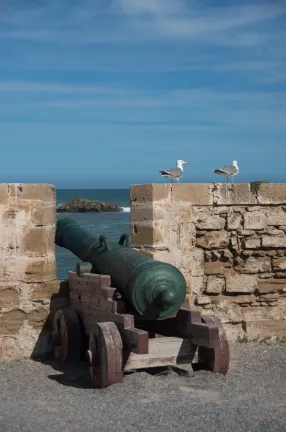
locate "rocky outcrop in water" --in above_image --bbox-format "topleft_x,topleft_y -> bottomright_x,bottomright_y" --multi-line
57,198 -> 123,213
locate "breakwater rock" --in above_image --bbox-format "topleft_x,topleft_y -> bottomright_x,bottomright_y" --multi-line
57,198 -> 123,213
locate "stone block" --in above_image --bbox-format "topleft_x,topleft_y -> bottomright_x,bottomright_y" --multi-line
0,184 -> 9,206
190,248 -> 204,276
257,280 -> 286,294
20,226 -> 55,256
195,213 -> 225,230
22,258 -> 56,283
273,257 -> 286,271
130,184 -> 169,204
262,235 -> 286,248
190,276 -> 205,296
0,223 -> 18,253
266,208 -> 286,226
196,295 -> 211,305
235,257 -> 271,274
172,184 -> 213,205
14,184 -> 56,202
196,231 -> 229,249
244,211 -> 266,229
245,320 -> 286,339
27,308 -> 49,328
212,184 -> 257,205
206,276 -> 225,294
243,237 -> 261,249
0,287 -> 19,309
130,205 -> 153,224
204,261 -> 228,275
227,213 -> 241,230
257,184 -> 286,204
232,294 -> 255,304
0,309 -> 26,335
213,300 -> 243,323
31,205 -> 56,226
131,223 -> 163,246
225,273 -> 257,293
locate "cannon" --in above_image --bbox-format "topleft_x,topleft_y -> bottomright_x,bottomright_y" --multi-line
51,218 -> 230,388
55,217 -> 186,320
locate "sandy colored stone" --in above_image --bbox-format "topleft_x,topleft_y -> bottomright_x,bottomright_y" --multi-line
213,300 -> 243,323
131,223 -> 164,246
130,205 -> 153,224
31,280 -> 66,301
273,257 -> 286,271
204,261 -> 228,275
235,257 -> 271,274
244,211 -> 266,230
189,276 -> 205,296
130,184 -> 170,204
232,294 -> 256,304
225,273 -> 257,293
172,184 -> 213,205
227,213 -> 241,230
206,276 -> 225,294
258,293 -> 279,301
189,248 -> 204,276
0,309 -> 26,335
196,295 -> 211,305
27,308 -> 49,328
257,281 -> 286,294
22,258 -> 56,283
243,237 -> 261,249
0,184 -> 9,206
266,208 -> 286,226
0,222 -> 18,253
14,184 -> 56,202
196,231 -> 229,249
31,205 -> 56,226
212,183 -> 257,205
195,213 -> 225,230
257,183 -> 286,204
0,288 -> 19,309
21,226 -> 56,256
245,319 -> 286,339
262,235 -> 286,248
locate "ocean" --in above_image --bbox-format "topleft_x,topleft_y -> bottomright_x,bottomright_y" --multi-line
56,189 -> 130,280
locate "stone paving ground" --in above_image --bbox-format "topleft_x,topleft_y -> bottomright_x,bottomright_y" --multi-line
0,343 -> 285,432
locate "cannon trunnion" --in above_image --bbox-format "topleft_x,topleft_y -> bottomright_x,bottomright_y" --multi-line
51,219 -> 230,388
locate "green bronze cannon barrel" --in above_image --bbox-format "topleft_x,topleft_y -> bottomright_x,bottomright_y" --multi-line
56,218 -> 186,320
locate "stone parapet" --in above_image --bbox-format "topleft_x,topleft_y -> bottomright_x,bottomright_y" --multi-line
0,183 -> 58,359
130,183 -> 286,341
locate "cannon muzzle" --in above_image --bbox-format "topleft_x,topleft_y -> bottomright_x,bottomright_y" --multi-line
56,218 -> 186,320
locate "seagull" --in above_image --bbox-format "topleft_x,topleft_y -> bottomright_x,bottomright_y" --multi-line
159,159 -> 188,183
213,160 -> 239,184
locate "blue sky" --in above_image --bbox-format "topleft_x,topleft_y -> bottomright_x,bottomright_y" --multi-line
0,0 -> 285,188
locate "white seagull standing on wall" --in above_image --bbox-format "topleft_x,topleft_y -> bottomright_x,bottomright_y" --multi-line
159,160 -> 188,183
213,161 -> 239,184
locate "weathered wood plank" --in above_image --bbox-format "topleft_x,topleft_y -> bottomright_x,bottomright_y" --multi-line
123,337 -> 196,371
121,328 -> 149,354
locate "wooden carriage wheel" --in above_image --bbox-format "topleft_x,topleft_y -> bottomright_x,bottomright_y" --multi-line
87,322 -> 123,388
198,315 -> 230,374
51,308 -> 82,362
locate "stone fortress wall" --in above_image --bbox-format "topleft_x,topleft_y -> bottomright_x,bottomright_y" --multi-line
0,184 -> 60,358
1,182 -> 285,359
130,183 -> 286,341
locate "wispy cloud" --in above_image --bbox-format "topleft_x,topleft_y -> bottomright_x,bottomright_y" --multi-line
0,0 -> 285,48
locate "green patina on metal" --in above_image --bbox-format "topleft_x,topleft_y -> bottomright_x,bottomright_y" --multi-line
56,218 -> 186,320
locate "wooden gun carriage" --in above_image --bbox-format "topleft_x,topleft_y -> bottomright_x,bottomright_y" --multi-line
50,218 -> 230,388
